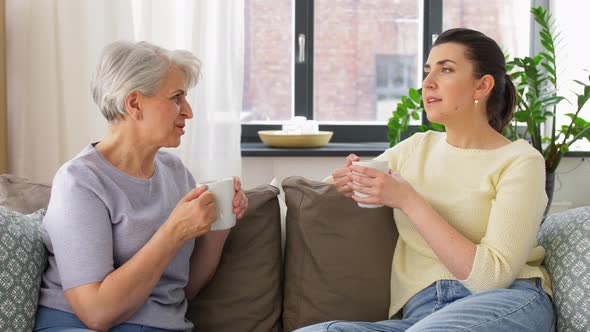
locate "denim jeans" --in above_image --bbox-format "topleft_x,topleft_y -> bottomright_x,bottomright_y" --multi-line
295,278 -> 555,332
34,306 -> 183,332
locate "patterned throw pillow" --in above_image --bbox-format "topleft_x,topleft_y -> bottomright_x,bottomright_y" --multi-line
538,207 -> 590,332
0,207 -> 48,332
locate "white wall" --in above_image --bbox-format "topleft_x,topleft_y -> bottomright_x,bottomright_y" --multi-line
242,157 -> 340,189
243,156 -> 590,213
549,157 -> 590,211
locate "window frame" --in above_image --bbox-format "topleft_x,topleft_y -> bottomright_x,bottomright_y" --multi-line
241,0 -> 440,144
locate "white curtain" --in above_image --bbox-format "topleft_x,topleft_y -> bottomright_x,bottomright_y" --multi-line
550,0 -> 590,151
6,0 -> 243,183
131,0 -> 244,183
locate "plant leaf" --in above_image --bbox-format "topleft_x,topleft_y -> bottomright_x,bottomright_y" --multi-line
560,144 -> 569,154
514,110 -> 529,122
409,88 -> 421,103
430,122 -> 445,131
394,104 -> 407,117
577,94 -> 590,110
404,97 -> 416,109
564,113 -> 577,120
541,39 -> 554,54
539,51 -> 554,64
417,124 -> 429,132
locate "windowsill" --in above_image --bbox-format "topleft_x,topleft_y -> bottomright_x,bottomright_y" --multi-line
565,151 -> 590,157
241,142 -> 590,158
241,142 -> 390,157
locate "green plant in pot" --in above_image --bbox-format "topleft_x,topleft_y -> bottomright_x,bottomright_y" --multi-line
387,6 -> 590,216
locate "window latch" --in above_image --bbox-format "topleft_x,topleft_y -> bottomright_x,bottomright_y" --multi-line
297,33 -> 306,63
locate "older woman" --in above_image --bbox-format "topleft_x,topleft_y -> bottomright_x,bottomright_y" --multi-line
34,41 -> 248,332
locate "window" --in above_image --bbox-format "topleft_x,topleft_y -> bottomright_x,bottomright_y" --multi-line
242,0 -> 532,144
312,1 -> 421,123
376,55 -> 417,100
242,0 -> 293,123
552,1 -> 590,151
442,0 -> 531,59
376,54 -> 419,124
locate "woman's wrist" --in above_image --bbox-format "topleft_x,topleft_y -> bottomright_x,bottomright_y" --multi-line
399,189 -> 425,216
160,218 -> 190,248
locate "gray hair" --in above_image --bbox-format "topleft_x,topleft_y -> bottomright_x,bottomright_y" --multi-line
91,41 -> 201,122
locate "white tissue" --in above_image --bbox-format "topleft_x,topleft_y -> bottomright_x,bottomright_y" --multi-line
281,117 -> 319,135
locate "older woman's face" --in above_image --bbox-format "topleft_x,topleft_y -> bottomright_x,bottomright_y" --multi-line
139,66 -> 193,148
422,42 -> 481,127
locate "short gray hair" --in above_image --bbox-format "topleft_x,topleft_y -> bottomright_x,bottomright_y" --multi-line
91,41 -> 201,122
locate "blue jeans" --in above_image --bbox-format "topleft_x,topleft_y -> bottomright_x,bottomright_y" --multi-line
296,279 -> 555,332
34,306 -> 182,332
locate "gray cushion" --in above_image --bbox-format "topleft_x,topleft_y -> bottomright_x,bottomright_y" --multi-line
0,175 -> 51,214
538,207 -> 590,332
0,207 -> 48,331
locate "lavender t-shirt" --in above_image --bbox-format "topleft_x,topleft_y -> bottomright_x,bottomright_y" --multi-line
38,144 -> 196,331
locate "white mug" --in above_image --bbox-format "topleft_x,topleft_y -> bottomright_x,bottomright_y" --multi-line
351,160 -> 389,208
197,177 -> 236,231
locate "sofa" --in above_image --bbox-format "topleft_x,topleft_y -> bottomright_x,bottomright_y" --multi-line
0,174 -> 589,332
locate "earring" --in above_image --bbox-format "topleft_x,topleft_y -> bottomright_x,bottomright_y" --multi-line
474,99 -> 479,105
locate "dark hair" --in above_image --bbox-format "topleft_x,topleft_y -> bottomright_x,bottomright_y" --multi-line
433,28 -> 516,133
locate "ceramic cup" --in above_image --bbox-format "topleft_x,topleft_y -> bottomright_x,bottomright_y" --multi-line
351,160 -> 389,208
197,177 -> 236,230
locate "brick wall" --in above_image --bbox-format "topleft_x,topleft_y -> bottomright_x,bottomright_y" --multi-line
244,0 -> 520,123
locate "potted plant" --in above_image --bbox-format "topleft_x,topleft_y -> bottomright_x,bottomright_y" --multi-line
387,6 -> 590,215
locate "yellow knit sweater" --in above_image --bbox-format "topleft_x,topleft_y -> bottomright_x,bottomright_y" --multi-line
375,131 -> 552,318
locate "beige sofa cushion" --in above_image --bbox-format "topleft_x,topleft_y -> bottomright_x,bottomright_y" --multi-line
187,184 -> 283,332
282,176 -> 398,331
0,175 -> 51,213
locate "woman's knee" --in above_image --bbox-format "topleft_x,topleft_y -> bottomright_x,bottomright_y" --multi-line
407,285 -> 554,332
294,320 -> 369,332
295,320 -> 406,332
294,321 -> 335,332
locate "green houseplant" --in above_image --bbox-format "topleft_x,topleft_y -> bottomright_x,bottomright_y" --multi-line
387,6 -> 590,212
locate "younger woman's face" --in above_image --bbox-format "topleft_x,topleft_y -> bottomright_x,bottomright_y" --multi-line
421,42 -> 482,126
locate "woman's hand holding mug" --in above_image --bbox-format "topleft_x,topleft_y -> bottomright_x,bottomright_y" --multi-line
332,153 -> 361,197
168,186 -> 217,242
